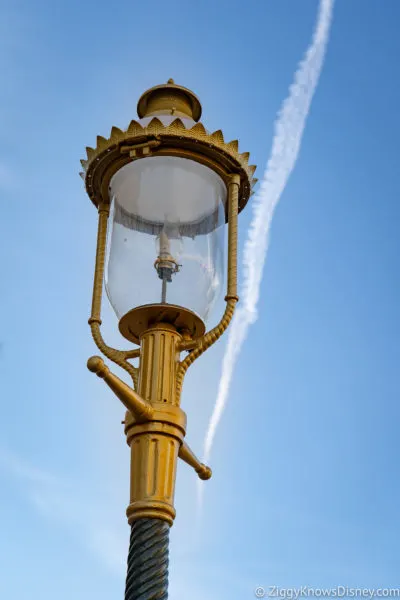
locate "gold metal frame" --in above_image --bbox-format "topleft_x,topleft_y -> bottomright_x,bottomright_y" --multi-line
84,81 -> 255,526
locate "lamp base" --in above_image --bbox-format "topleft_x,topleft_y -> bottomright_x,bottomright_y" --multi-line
119,303 -> 205,344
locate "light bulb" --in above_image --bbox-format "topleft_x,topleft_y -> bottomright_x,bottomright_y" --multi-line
154,223 -> 183,303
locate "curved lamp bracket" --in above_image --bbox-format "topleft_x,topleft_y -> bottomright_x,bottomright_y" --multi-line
175,174 -> 241,399
89,203 -> 140,389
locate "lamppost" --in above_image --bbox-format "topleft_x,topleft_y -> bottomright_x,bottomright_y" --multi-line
81,79 -> 257,599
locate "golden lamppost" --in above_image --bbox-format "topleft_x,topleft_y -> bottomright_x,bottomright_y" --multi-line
81,79 -> 257,599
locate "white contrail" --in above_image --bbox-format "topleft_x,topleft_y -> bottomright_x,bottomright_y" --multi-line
201,0 -> 335,478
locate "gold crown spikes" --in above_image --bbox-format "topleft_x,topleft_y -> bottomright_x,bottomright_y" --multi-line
226,139 -> 239,153
189,123 -> 208,138
211,130 -> 226,146
127,120 -> 147,136
81,117 -> 257,214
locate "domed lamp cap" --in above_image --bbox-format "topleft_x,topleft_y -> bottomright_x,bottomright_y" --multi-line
137,78 -> 202,122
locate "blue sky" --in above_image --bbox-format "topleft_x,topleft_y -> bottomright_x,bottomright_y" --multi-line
0,0 -> 399,598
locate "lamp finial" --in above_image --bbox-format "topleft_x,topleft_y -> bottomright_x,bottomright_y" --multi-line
137,80 -> 202,121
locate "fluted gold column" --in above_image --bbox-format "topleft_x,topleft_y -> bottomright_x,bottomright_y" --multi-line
124,323 -> 186,526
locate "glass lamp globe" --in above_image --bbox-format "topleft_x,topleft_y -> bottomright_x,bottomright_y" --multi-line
105,154 -> 226,327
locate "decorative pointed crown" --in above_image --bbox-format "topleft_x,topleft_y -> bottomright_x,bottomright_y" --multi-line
80,80 -> 257,217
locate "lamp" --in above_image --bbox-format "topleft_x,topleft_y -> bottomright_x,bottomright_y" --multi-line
81,79 -> 257,599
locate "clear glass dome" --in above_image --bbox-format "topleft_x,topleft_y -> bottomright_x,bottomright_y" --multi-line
105,156 -> 226,324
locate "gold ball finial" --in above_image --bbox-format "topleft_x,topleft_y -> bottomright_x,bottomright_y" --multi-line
137,80 -> 202,122
196,464 -> 212,480
87,355 -> 109,378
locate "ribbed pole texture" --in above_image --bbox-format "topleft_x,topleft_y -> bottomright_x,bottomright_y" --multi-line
125,518 -> 170,600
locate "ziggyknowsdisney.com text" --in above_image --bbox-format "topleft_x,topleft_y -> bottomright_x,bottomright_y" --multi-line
254,587 -> 400,599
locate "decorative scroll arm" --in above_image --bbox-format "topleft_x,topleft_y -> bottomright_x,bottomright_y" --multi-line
176,174 -> 240,396
89,203 -> 139,388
